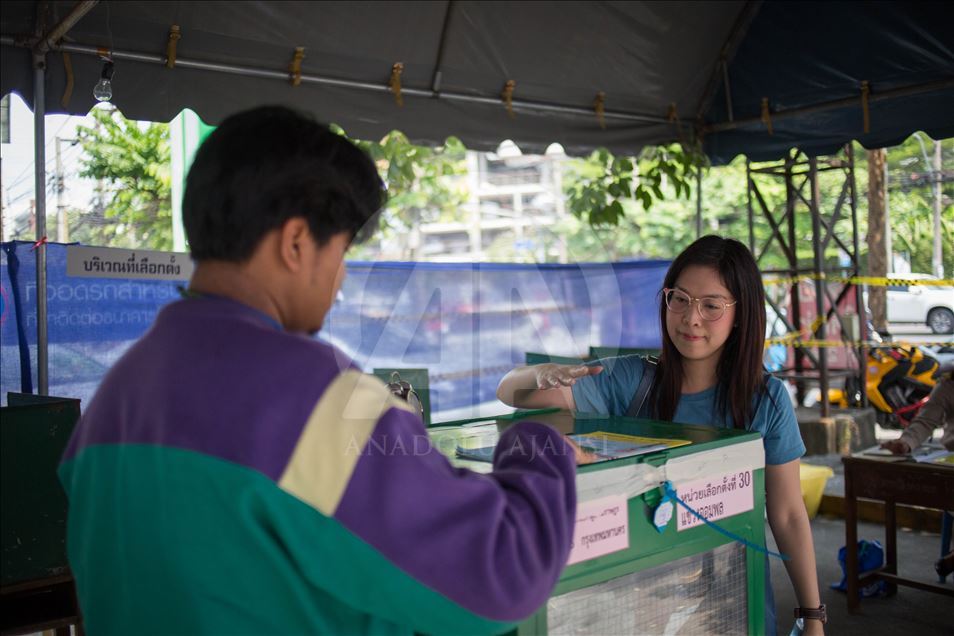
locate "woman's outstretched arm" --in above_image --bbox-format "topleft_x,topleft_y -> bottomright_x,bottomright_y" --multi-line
496,363 -> 602,410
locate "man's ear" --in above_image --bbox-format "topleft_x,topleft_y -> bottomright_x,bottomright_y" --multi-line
278,218 -> 310,272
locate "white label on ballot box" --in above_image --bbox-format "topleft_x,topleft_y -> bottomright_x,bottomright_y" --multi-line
567,495 -> 629,565
676,470 -> 754,531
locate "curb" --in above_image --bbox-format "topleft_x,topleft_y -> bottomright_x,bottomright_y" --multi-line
818,494 -> 945,533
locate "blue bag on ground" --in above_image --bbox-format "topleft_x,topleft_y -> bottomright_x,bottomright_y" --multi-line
831,539 -> 887,597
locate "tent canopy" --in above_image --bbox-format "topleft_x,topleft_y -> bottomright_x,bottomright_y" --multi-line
2,1 -> 953,162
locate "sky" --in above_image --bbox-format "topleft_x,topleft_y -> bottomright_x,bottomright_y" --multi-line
1,93 -> 99,241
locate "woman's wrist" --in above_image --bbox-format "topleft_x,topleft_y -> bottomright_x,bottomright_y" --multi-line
794,604 -> 827,624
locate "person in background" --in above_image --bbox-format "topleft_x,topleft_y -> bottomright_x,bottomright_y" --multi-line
880,377 -> 954,454
59,105 -> 581,635
498,235 -> 826,635
881,377 -> 954,580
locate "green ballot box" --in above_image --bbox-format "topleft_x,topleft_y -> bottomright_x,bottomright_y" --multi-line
429,410 -> 767,635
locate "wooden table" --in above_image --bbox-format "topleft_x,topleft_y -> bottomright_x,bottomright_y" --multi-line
842,455 -> 954,611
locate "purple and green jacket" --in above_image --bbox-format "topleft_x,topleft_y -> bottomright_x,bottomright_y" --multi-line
59,296 -> 577,635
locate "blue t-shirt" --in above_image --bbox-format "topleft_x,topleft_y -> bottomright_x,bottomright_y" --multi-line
571,355 -> 805,635
572,355 -> 805,465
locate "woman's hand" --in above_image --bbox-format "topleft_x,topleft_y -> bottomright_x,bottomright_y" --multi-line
496,362 -> 602,409
802,619 -> 825,636
533,363 -> 603,389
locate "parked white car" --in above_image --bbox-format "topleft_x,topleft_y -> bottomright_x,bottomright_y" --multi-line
886,273 -> 954,334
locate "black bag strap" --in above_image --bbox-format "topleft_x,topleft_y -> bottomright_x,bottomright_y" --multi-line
625,356 -> 658,418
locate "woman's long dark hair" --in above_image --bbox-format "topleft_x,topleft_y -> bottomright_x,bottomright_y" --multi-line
650,235 -> 767,429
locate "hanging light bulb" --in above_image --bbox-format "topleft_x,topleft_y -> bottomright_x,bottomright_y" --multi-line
93,60 -> 114,102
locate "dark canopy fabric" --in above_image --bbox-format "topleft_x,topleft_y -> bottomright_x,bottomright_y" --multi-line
2,1 -> 953,162
703,2 -> 954,163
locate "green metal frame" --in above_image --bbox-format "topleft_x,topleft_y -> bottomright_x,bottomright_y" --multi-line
588,346 -> 661,360
525,352 -> 588,366
526,468 -> 766,635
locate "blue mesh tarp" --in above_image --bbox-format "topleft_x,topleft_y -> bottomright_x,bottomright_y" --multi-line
327,260 -> 667,411
1,241 -> 667,411
0,242 -> 184,405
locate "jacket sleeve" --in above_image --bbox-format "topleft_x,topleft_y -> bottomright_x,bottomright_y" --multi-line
277,370 -> 577,635
900,380 -> 954,450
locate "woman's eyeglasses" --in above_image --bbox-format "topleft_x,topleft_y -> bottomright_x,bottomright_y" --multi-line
663,288 -> 737,321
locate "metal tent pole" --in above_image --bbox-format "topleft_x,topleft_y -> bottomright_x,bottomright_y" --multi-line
696,164 -> 703,237
0,37 -> 672,126
786,152 -> 805,403
4,31 -> 949,131
933,140 -> 943,278
705,78 -> 954,134
847,144 -> 867,408
25,0 -> 100,396
38,1 -> 99,52
33,53 -> 48,395
745,160 -> 754,252
809,157 -> 829,418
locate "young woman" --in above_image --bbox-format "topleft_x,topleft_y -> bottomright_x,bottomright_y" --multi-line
497,235 -> 825,636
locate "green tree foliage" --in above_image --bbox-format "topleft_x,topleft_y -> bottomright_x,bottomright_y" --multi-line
560,139 -> 952,276
73,107 -> 172,250
335,128 -> 469,259
562,146 -> 763,262
879,136 -> 954,275
68,105 -> 948,276
564,143 -> 702,228
354,131 -> 468,222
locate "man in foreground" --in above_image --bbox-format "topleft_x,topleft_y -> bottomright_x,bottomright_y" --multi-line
59,106 -> 579,635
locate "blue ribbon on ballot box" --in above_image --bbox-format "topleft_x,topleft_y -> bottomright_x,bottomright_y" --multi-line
658,480 -> 790,561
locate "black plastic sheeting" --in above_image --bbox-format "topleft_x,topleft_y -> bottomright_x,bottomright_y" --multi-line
2,1 -> 952,162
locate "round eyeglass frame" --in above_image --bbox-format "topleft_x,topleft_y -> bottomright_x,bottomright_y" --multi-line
662,288 -> 738,321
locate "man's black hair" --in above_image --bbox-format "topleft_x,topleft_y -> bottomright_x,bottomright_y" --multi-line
183,105 -> 385,261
